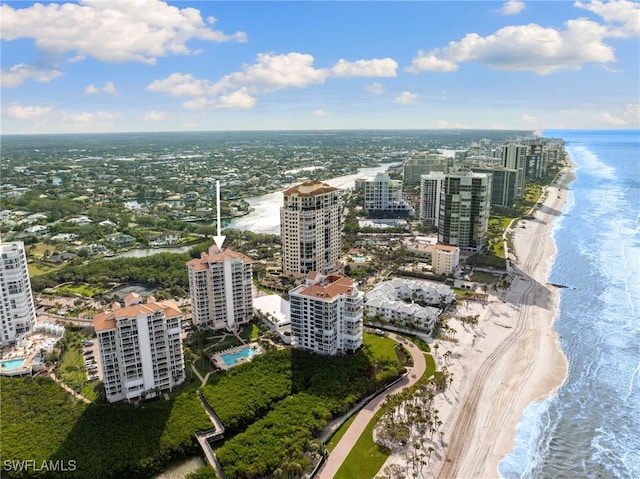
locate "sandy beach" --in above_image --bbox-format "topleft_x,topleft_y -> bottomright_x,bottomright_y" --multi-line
378,163 -> 574,479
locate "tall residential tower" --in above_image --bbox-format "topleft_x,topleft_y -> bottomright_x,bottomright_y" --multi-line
94,297 -> 185,403
1,241 -> 36,345
438,172 -> 491,252
289,273 -> 363,355
280,180 -> 341,277
187,245 -> 253,331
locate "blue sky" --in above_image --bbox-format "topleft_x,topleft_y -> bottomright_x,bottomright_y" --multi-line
1,0 -> 638,134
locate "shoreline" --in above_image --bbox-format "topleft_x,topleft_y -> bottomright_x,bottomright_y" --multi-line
378,161 -> 575,478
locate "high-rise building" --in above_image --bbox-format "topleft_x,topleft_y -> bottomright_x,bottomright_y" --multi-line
502,143 -> 528,198
93,297 -> 185,403
526,141 -> 546,179
438,172 -> 491,251
0,241 -> 36,345
419,171 -> 445,227
470,165 -> 518,208
280,180 -> 341,277
402,153 -> 448,184
187,245 -> 253,331
363,172 -> 413,214
289,272 -> 363,355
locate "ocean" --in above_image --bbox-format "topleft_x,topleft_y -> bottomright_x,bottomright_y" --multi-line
499,130 -> 640,479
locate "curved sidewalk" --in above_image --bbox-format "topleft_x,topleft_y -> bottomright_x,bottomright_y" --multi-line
317,334 -> 427,479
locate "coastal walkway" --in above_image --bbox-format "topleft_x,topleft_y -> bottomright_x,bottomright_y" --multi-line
316,334 -> 426,479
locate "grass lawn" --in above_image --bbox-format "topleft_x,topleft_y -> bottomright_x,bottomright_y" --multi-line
334,350 -> 437,479
363,332 -> 398,364
58,344 -> 99,401
333,408 -> 391,479
470,271 -> 501,284
55,282 -> 109,297
239,322 -> 261,342
28,262 -> 62,277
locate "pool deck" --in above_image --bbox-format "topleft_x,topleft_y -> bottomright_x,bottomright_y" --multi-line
1,332 -> 61,376
211,343 -> 263,371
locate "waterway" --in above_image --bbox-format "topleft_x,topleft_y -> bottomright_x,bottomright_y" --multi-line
151,456 -> 205,479
112,162 -> 400,260
228,162 -> 400,235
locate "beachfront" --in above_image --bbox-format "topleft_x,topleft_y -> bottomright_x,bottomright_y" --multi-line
375,163 -> 574,478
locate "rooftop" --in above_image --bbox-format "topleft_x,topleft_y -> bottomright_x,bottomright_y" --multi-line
283,180 -> 337,197
93,300 -> 182,332
187,245 -> 253,271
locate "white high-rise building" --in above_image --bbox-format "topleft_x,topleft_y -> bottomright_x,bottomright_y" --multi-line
438,172 -> 492,252
187,245 -> 253,330
289,272 -> 363,355
1,241 -> 36,345
363,172 -> 413,214
280,180 -> 341,277
420,171 -> 445,227
93,298 -> 185,403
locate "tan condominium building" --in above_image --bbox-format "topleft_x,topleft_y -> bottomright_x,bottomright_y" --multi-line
289,272 -> 363,355
280,180 -> 341,277
432,244 -> 461,276
187,245 -> 253,331
93,297 -> 185,403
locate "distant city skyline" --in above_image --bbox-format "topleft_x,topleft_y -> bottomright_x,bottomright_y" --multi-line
1,0 -> 638,134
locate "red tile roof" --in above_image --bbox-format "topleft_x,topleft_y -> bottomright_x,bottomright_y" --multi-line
283,180 -> 337,197
93,301 -> 182,332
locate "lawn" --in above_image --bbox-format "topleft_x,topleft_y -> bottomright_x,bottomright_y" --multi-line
333,408 -> 391,479
363,332 -> 398,364
334,350 -> 437,479
55,282 -> 109,297
239,322 -> 261,342
28,262 -> 62,277
57,330 -> 100,401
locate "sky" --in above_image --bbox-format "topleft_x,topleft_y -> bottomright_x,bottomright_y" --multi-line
1,0 -> 639,134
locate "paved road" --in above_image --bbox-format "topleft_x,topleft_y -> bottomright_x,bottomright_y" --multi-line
317,334 -> 427,479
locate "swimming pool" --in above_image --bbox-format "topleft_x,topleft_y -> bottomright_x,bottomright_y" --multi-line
0,358 -> 26,371
220,346 -> 259,366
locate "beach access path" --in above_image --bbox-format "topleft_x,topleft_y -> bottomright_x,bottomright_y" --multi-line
317,333 -> 427,479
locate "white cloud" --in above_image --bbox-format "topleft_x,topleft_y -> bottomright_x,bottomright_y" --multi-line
84,81 -> 117,94
213,88 -> 256,109
0,63 -> 62,88
522,113 -> 538,121
406,49 -> 458,73
622,103 -> 640,125
311,109 -> 330,117
500,0 -> 526,16
365,82 -> 385,95
599,112 -> 628,126
0,0 -> 246,65
5,103 -> 52,120
427,18 -> 615,74
213,52 -> 329,94
330,58 -> 397,77
70,111 -> 119,123
147,73 -> 213,97
395,91 -> 419,104
575,0 -> 640,38
152,52 -> 329,110
143,111 -> 168,121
